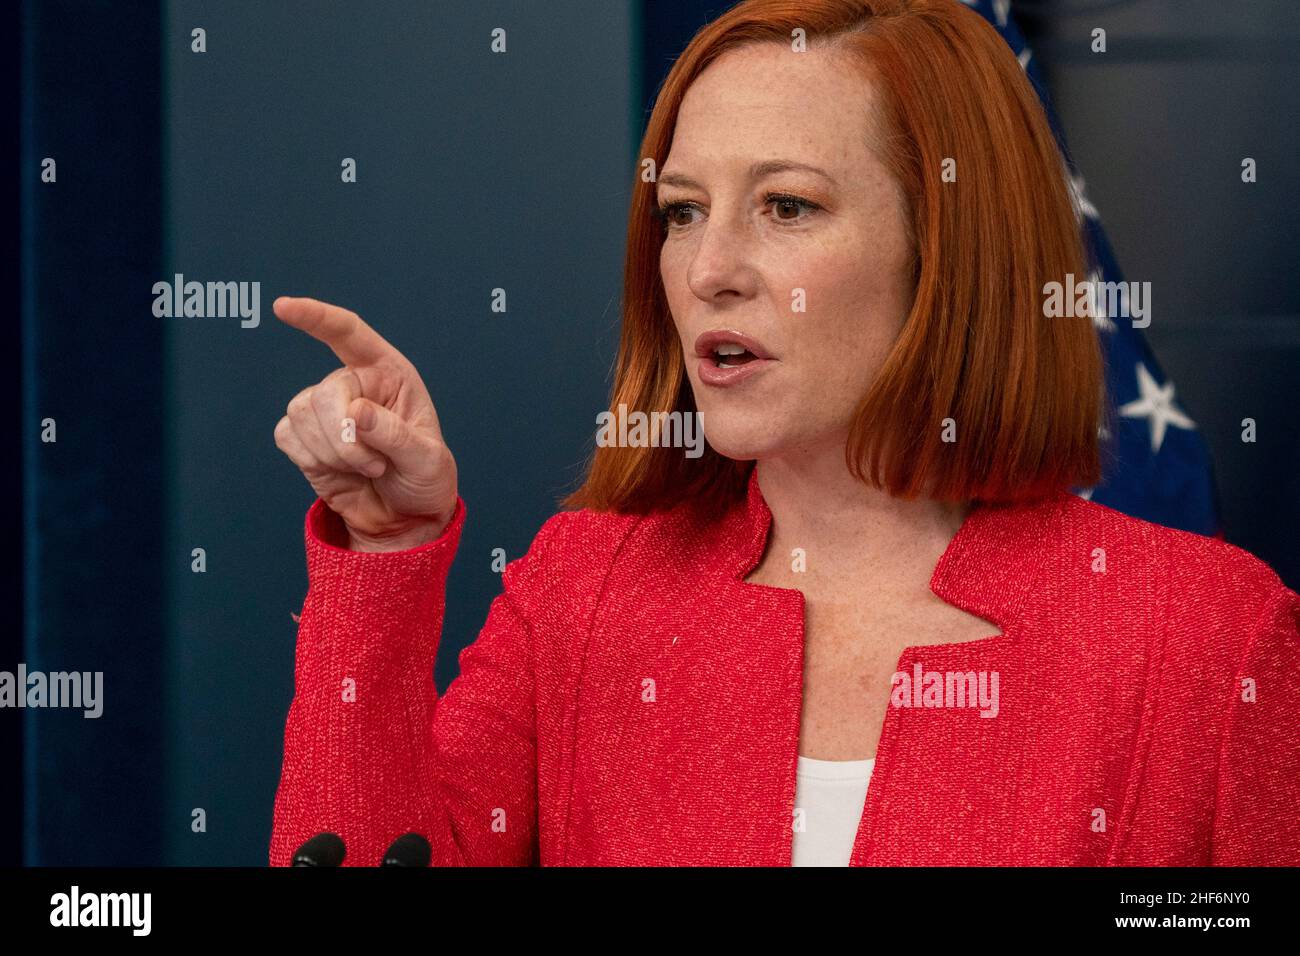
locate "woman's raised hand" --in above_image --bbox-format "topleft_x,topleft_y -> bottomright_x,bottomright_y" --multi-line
272,297 -> 458,552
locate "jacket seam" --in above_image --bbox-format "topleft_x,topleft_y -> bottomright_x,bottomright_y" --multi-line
437,587 -> 539,865
1106,527 -> 1169,864
502,515 -> 565,865
432,510 -> 565,865
556,513 -> 646,865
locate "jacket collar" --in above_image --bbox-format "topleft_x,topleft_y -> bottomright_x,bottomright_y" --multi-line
717,464 -> 1066,636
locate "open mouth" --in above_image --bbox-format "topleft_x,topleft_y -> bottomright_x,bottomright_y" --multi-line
711,343 -> 760,369
693,329 -> 775,386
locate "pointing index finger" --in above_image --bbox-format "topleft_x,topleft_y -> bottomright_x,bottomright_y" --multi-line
273,296 -> 399,366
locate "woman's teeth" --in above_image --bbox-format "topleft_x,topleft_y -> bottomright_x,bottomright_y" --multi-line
714,343 -> 755,368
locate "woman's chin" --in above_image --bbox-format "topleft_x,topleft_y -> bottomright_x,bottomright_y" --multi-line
699,426 -> 785,463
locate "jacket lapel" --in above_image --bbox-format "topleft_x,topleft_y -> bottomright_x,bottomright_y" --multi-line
569,464 -> 1067,864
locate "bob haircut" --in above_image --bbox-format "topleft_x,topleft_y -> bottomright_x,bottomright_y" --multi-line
565,0 -> 1107,516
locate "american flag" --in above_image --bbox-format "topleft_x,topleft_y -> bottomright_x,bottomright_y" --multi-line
960,0 -> 1221,536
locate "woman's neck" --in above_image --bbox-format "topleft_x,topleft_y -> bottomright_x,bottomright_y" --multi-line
751,448 -> 972,586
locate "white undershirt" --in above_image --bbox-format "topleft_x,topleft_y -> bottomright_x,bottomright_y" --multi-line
791,756 -> 875,866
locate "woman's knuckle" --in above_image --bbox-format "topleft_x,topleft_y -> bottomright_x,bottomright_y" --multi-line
287,388 -> 312,418
309,385 -> 333,413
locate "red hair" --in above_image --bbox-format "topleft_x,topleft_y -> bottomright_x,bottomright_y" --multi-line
564,0 -> 1106,515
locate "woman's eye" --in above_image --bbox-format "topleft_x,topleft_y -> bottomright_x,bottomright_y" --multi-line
657,202 -> 700,229
767,194 -> 819,222
655,195 -> 820,230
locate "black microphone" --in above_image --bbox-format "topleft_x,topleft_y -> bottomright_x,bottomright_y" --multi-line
292,831 -> 346,867
381,833 -> 431,867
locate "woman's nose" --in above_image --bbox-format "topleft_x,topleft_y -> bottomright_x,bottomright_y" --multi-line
685,211 -> 758,303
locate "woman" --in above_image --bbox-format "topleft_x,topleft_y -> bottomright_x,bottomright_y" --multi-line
269,0 -> 1299,866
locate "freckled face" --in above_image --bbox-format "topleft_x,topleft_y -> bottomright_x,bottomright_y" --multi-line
658,42 -> 916,462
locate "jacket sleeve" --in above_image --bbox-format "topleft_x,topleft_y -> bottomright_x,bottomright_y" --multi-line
1210,582 -> 1300,865
269,494 -> 560,867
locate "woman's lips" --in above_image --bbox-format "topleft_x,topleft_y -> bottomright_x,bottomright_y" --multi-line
694,329 -> 774,360
694,329 -> 777,387
697,356 -> 776,387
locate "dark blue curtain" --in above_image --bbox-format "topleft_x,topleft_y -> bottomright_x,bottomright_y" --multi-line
20,0 -> 165,865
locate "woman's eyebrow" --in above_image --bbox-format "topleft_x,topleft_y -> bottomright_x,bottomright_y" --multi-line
748,159 -> 838,186
658,159 -> 839,191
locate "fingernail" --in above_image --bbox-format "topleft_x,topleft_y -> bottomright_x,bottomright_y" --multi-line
356,404 -> 376,430
363,459 -> 385,478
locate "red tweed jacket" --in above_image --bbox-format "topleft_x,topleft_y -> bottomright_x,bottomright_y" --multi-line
270,468 -> 1300,866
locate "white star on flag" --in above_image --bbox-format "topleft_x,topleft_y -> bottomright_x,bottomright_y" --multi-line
1069,172 -> 1100,223
1118,362 -> 1197,454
